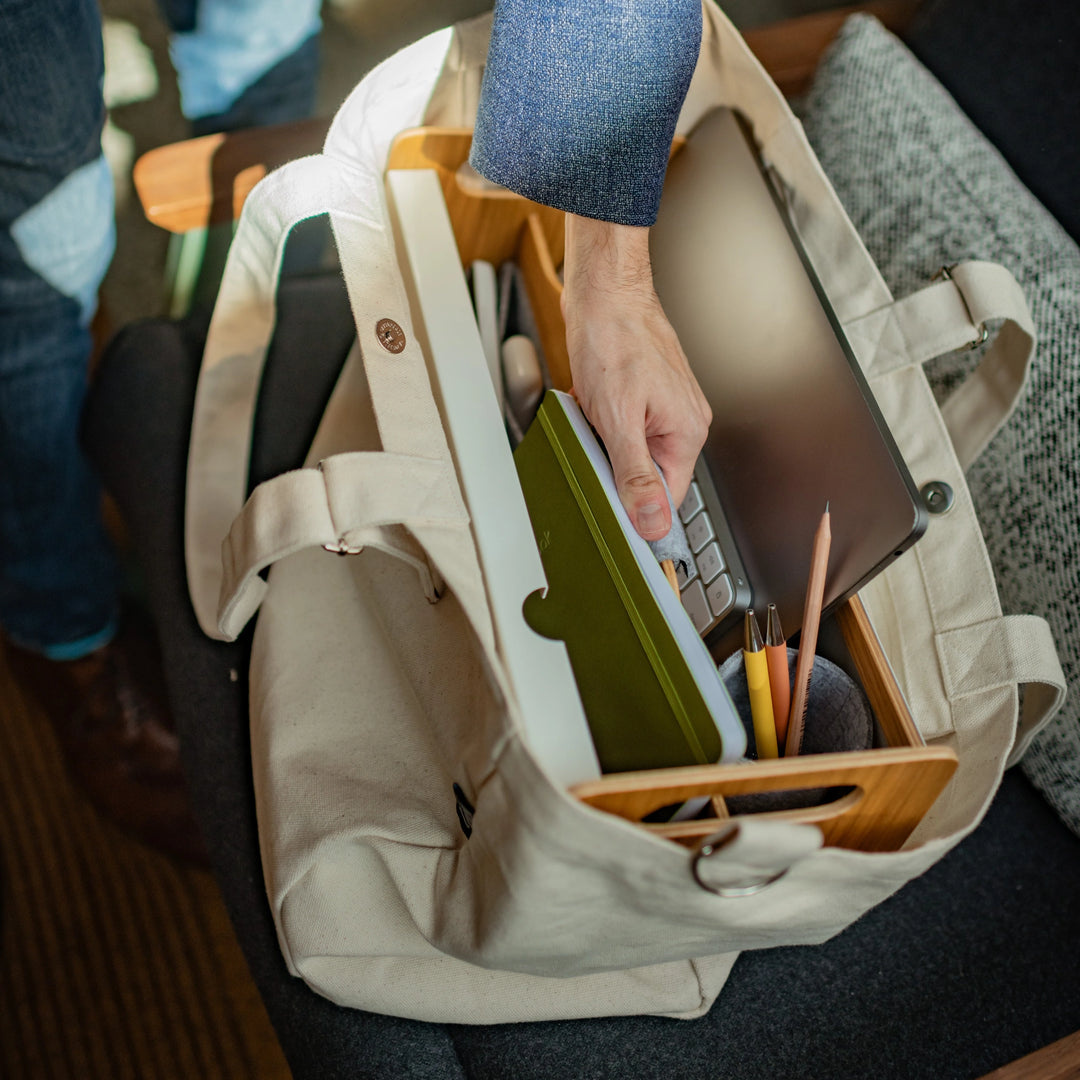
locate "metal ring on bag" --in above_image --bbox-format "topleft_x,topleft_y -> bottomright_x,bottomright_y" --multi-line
933,265 -> 989,351
690,824 -> 792,897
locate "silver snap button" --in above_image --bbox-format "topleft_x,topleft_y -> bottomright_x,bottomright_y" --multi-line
376,318 -> 406,354
920,480 -> 955,515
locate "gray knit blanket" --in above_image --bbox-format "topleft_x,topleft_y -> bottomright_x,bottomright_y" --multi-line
799,15 -> 1080,837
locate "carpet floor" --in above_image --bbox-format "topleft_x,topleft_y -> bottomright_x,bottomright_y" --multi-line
0,649 -> 291,1080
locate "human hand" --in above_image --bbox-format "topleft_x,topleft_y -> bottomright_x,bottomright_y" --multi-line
562,213 -> 711,541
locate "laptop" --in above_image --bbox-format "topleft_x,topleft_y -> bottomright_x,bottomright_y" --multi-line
650,107 -> 927,660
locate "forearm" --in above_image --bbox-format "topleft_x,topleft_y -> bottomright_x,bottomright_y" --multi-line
470,0 -> 702,227
563,214 -> 653,299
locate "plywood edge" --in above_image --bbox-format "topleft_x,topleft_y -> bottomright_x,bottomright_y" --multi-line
386,127 -> 474,173
571,745 -> 956,811
977,1030 -> 1080,1080
518,215 -> 571,390
838,595 -> 923,747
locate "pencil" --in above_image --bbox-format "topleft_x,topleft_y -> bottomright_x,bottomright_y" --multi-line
743,609 -> 778,759
764,603 -> 791,751
784,503 -> 832,757
661,558 -> 680,598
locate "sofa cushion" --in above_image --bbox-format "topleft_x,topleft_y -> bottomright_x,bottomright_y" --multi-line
797,13 -> 1080,837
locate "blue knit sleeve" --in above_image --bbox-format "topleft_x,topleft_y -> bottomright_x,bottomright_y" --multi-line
468,0 -> 702,227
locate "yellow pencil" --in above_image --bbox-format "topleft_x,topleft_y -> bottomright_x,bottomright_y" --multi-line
743,609 -> 778,759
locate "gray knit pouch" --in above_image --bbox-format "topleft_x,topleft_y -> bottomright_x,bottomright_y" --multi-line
718,646 -> 874,812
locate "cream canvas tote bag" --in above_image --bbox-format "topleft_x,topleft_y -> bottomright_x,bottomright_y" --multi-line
183,4 -> 1065,1023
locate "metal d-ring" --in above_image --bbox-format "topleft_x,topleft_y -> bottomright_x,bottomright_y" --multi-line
934,264 -> 989,350
690,823 -> 792,897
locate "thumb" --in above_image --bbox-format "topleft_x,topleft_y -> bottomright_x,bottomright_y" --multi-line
605,430 -> 671,541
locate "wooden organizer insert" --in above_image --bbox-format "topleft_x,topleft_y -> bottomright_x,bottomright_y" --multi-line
387,127 -> 958,855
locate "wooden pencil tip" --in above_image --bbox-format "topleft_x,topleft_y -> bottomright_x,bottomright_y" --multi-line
661,558 -> 680,598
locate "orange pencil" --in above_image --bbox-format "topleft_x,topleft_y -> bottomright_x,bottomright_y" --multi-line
784,503 -> 832,757
764,604 -> 791,751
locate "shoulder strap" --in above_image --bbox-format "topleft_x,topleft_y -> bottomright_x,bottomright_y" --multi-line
185,156 -> 349,639
185,151 -> 486,644
185,19 -> 476,641
845,263 -> 1063,757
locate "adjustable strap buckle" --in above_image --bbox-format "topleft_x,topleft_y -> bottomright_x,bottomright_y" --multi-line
322,539 -> 363,556
933,264 -> 990,350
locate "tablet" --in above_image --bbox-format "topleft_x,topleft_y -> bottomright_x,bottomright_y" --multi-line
651,107 -> 927,659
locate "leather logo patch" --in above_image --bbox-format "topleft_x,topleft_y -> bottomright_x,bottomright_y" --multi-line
375,318 -> 406,354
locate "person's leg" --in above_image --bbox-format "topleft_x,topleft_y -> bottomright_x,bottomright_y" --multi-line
0,0 -> 117,657
161,0 -> 322,135
156,0 -> 327,302
0,0 -> 204,864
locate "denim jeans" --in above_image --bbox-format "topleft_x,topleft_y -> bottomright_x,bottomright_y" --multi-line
0,0 -> 320,657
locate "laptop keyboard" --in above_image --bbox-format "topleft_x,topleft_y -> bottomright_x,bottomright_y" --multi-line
676,478 -> 741,637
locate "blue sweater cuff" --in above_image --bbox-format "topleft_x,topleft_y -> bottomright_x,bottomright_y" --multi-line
469,0 -> 702,227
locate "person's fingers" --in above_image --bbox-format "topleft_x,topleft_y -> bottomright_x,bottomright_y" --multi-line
649,426 -> 705,508
602,425 -> 672,540
652,455 -> 695,512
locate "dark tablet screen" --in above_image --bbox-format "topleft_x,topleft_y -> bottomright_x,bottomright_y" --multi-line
651,107 -> 926,657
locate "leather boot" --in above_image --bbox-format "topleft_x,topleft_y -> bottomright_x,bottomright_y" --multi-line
3,611 -> 209,866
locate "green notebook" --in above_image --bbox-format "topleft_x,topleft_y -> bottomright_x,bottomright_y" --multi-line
514,390 -> 746,774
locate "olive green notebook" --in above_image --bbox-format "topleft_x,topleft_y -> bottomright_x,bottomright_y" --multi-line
514,390 -> 746,774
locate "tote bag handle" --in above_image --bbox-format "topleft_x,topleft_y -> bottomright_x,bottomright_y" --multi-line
185,152 -> 484,643
843,260 -> 1035,470
846,264 -> 1065,755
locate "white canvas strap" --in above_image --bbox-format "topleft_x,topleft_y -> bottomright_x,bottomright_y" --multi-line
847,263 -> 1061,759
935,615 -> 1066,765
185,150 -> 478,642
843,261 -> 1036,470
187,156 -> 351,638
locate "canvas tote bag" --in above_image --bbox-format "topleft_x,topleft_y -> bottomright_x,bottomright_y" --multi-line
183,3 -> 1066,1023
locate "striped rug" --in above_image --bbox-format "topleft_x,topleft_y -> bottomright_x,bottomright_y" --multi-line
0,650 -> 291,1079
